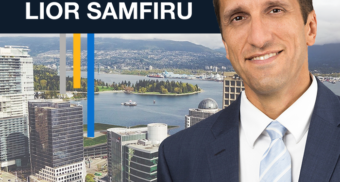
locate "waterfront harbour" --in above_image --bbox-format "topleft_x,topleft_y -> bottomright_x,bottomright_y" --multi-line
67,72 -> 340,135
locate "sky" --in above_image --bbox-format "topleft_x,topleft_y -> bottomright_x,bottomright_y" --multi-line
0,0 -> 339,49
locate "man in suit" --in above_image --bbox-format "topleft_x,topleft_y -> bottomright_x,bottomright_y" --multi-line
158,0 -> 340,181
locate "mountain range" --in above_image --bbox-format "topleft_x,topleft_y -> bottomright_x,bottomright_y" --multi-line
0,37 -> 338,73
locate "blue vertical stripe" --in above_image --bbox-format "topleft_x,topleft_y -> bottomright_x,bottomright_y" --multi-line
87,33 -> 95,137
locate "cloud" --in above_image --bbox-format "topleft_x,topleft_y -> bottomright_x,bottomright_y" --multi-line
313,0 -> 340,45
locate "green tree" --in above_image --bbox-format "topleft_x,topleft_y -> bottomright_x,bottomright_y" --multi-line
40,80 -> 47,90
67,81 -> 73,91
86,174 -> 95,182
40,92 -> 46,99
195,84 -> 199,91
174,87 -> 182,94
168,84 -> 173,93
140,87 -> 147,93
188,84 -> 196,92
95,87 -> 99,92
161,88 -> 168,94
34,82 -> 40,90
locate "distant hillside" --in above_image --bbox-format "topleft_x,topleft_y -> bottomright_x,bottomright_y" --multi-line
0,37 -> 214,55
0,37 -> 63,56
215,43 -> 340,73
0,37 -> 339,73
214,47 -> 226,53
95,38 -> 214,53
0,37 -> 229,69
308,43 -> 340,73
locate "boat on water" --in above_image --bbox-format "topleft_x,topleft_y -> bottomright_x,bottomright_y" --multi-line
121,100 -> 137,106
147,73 -> 164,78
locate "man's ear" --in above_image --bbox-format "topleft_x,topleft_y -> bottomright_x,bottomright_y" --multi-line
223,39 -> 230,60
306,10 -> 317,46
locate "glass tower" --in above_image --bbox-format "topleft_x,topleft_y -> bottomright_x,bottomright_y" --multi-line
28,100 -> 84,177
0,46 -> 34,168
107,128 -> 148,182
123,145 -> 158,182
108,124 -> 167,182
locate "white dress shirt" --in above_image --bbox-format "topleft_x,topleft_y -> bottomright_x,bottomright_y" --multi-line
239,75 -> 318,182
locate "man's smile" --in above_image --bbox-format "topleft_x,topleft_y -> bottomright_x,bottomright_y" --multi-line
245,50 -> 283,61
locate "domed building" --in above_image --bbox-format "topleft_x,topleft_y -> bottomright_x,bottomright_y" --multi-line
185,98 -> 221,128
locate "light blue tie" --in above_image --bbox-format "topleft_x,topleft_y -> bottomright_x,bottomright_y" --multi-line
260,121 -> 292,182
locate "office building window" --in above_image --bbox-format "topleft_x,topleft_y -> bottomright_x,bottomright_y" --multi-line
225,100 -> 229,105
225,87 -> 229,93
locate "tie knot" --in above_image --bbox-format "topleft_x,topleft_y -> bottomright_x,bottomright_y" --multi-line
266,121 -> 287,140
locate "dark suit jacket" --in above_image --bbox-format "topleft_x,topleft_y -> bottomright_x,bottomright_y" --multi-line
158,79 -> 340,182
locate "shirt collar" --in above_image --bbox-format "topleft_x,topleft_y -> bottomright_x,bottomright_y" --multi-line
240,75 -> 318,148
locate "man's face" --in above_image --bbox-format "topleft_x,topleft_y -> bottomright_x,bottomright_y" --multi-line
220,0 -> 314,94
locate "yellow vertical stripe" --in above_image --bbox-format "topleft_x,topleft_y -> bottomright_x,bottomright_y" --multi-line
73,34 -> 81,88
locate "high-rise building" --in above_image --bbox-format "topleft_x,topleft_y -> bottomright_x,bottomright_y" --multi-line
28,100 -> 86,182
185,98 -> 221,128
223,72 -> 245,109
107,123 -> 168,182
0,46 -> 34,168
213,66 -> 218,72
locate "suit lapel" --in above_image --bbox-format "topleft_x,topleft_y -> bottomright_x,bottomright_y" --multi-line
299,79 -> 340,182
206,96 -> 241,182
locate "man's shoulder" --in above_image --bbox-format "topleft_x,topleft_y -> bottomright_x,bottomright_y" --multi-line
161,109 -> 225,150
157,108 -> 235,182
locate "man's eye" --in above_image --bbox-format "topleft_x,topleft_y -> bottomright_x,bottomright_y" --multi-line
270,9 -> 282,13
232,16 -> 245,22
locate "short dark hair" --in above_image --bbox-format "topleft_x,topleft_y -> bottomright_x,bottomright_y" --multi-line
213,0 -> 314,33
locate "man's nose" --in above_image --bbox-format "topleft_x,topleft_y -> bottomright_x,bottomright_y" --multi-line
247,17 -> 272,49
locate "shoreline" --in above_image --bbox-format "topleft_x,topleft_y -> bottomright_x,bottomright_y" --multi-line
132,90 -> 203,96
74,71 -> 225,82
42,89 -> 204,101
64,89 -> 203,98
96,90 -> 124,93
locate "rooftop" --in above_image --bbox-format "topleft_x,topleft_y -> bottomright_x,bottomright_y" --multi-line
29,99 -> 64,103
0,46 -> 30,57
126,140 -> 161,153
147,123 -> 167,127
107,127 -> 148,136
198,98 -> 219,109
189,108 -> 220,112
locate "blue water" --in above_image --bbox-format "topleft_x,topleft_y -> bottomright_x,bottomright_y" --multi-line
67,72 -> 223,134
66,72 -> 340,134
